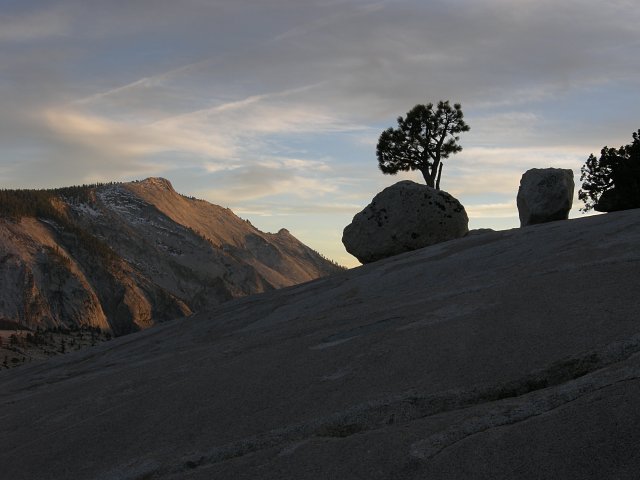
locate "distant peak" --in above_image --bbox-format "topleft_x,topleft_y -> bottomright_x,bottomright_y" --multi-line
277,228 -> 291,236
138,177 -> 175,191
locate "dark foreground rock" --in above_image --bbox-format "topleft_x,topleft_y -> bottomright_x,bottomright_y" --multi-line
342,180 -> 468,263
517,168 -> 574,226
466,228 -> 495,236
2,210 -> 640,479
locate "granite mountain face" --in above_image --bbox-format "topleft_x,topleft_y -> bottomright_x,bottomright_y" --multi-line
0,177 -> 342,335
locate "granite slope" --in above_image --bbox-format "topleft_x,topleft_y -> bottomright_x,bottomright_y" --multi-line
1,209 -> 639,479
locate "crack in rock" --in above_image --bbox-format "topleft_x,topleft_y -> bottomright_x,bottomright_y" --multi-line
409,375 -> 639,461
164,332 -> 640,475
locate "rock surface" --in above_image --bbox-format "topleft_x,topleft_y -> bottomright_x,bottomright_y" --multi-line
0,178 -> 342,334
466,228 -> 495,236
342,180 -> 468,263
517,168 -> 574,226
3,210 -> 640,479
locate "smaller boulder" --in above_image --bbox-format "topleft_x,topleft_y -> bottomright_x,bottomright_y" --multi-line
342,181 -> 468,264
517,168 -> 574,227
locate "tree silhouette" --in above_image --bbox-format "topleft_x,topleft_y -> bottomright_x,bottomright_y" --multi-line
377,101 -> 469,189
579,130 -> 640,212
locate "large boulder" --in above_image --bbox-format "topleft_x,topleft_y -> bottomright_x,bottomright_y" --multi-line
342,180 -> 468,263
517,168 -> 574,227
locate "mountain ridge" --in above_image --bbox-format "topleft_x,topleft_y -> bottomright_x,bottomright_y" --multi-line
0,177 -> 343,335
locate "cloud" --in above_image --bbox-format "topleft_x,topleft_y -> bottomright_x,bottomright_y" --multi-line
1,73 -> 366,189
196,165 -> 338,204
155,85 -> 363,136
256,157 -> 332,172
0,7 -> 70,42
37,106 -> 238,164
465,202 -> 517,219
467,112 -> 541,146
1,0 -> 639,261
273,1 -> 387,42
291,0 -> 640,119
235,202 -> 362,217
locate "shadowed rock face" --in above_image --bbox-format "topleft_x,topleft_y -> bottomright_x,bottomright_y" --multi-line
0,178 -> 342,334
342,180 -> 468,263
2,210 -> 640,479
517,168 -> 574,227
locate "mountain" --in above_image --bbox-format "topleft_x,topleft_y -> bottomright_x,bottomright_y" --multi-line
1,209 -> 639,479
0,178 -> 342,335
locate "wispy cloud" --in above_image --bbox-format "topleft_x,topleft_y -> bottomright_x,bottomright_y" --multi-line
39,106 -> 238,161
74,58 -> 217,108
150,83 -> 344,131
196,166 -> 338,204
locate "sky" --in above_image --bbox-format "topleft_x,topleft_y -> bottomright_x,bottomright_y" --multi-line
1,0 -> 639,267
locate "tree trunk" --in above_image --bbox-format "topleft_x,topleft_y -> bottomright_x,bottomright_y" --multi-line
420,168 -> 433,187
435,163 -> 443,190
428,154 -> 441,189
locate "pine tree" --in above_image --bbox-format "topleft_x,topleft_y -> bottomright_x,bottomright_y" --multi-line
377,101 -> 469,189
579,130 -> 640,212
